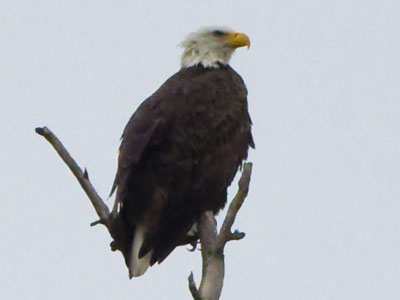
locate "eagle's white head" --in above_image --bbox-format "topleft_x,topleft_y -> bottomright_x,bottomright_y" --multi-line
180,27 -> 250,69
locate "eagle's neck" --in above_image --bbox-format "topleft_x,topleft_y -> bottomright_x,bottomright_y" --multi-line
180,43 -> 234,69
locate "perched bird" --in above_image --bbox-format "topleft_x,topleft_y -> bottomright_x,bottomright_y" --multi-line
111,27 -> 254,277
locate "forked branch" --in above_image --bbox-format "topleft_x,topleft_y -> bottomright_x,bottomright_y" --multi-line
188,163 -> 252,300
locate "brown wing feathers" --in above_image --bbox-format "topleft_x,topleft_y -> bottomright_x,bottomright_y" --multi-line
112,64 -> 254,274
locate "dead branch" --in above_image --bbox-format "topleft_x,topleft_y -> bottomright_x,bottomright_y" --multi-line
35,127 -> 111,224
188,163 -> 253,300
188,272 -> 202,300
35,126 -> 131,263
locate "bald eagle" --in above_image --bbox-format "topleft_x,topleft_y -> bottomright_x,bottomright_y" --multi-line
111,27 -> 254,277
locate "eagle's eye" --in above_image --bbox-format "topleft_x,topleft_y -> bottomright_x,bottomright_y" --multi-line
212,30 -> 226,37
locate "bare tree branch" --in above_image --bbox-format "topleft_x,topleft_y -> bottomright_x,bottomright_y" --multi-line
35,126 -> 130,262
218,163 -> 252,245
189,163 -> 253,300
188,272 -> 202,300
35,126 -> 110,223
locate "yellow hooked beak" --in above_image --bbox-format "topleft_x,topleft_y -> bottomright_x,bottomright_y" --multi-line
227,32 -> 250,49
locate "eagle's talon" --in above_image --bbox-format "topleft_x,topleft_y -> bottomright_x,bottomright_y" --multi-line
187,240 -> 200,252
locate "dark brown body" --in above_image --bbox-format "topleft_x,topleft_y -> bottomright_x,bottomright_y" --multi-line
112,64 -> 254,267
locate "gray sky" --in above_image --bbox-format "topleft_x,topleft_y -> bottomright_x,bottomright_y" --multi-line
1,1 -> 399,299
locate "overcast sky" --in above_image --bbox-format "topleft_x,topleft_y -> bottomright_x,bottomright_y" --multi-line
1,1 -> 399,299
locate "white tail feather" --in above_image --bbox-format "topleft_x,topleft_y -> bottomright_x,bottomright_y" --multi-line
129,224 -> 152,278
